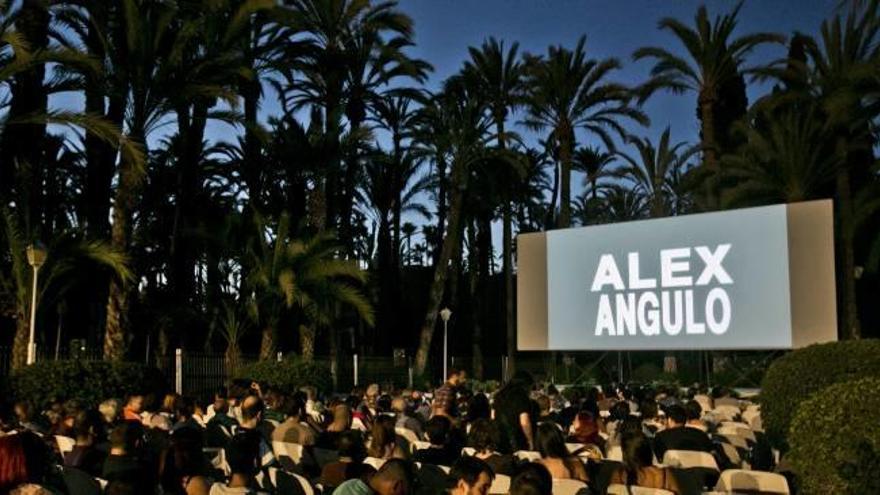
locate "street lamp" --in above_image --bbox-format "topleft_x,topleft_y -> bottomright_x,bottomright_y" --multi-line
440,307 -> 452,381
26,243 -> 47,366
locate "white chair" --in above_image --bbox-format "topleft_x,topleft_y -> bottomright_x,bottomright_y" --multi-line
514,450 -> 542,462
606,445 -> 623,462
718,441 -> 742,467
715,469 -> 790,494
607,485 -> 675,495
410,440 -> 432,453
352,416 -> 368,431
713,405 -> 740,421
551,478 -> 587,495
461,447 -> 476,456
694,394 -> 714,413
717,432 -> 748,450
271,441 -> 304,465
364,456 -> 386,470
55,435 -> 76,455
438,465 -> 451,474
662,450 -> 719,471
489,474 -> 510,494
395,427 -> 420,445
718,424 -> 756,443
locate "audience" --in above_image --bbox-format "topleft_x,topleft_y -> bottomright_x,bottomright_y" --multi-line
609,431 -> 682,493
448,456 -> 494,495
510,463 -> 552,495
0,431 -> 60,494
102,421 -> 157,494
333,458 -> 414,495
367,415 -> 406,460
319,431 -> 372,489
211,432 -> 264,494
466,419 -> 517,476
63,409 -> 107,477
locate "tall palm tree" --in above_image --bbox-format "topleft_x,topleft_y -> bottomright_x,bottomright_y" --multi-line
462,36 -> 524,379
573,146 -> 615,201
633,3 -> 784,208
524,35 -> 648,229
413,81 -> 494,377
614,127 -> 697,218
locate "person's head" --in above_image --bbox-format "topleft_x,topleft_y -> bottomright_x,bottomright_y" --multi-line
369,458 -> 415,495
467,419 -> 500,454
640,400 -> 659,422
110,421 -> 145,455
535,422 -> 568,460
366,384 -> 381,408
447,367 -> 467,387
284,395 -> 306,421
684,400 -> 703,422
449,456 -> 494,495
466,393 -> 491,423
174,396 -> 195,423
664,405 -> 687,428
377,394 -> 393,414
161,393 -> 179,414
571,411 -> 598,440
391,396 -> 408,415
125,394 -> 144,414
337,431 -> 367,462
225,433 -> 261,478
535,395 -> 550,416
12,401 -> 32,422
240,395 -> 264,428
99,399 -> 121,424
0,432 -> 43,490
369,415 -> 398,457
425,415 -> 452,447
610,400 -> 631,422
510,463 -> 552,495
73,409 -> 103,443
213,387 -> 229,414
332,403 -> 352,429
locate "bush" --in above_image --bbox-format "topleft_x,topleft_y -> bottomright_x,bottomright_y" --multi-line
9,360 -> 167,409
760,339 -> 880,448
235,357 -> 331,396
787,377 -> 880,494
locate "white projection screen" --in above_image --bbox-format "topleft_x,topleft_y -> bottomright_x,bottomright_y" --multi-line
517,200 -> 838,351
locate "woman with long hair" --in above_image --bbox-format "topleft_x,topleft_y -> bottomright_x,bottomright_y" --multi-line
609,431 -> 681,493
535,422 -> 588,482
366,415 -> 407,460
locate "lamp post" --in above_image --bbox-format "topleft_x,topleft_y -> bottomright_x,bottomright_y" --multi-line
440,307 -> 452,381
26,244 -> 47,365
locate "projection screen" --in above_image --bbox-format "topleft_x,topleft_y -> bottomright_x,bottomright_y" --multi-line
517,200 -> 838,351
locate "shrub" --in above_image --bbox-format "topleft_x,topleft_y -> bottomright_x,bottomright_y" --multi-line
760,339 -> 880,448
235,357 -> 331,396
9,360 -> 167,409
787,377 -> 880,494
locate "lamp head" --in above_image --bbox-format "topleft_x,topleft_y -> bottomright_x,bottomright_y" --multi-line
26,243 -> 47,269
440,307 -> 452,322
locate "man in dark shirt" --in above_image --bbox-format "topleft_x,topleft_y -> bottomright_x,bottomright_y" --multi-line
412,416 -> 459,466
102,421 -> 157,494
492,372 -> 534,453
432,368 -> 466,418
64,410 -> 106,477
653,404 -> 715,461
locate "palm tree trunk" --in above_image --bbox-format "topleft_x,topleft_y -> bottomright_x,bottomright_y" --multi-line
558,132 -> 573,229
12,311 -> 29,370
414,158 -> 469,376
300,325 -> 316,362
835,165 -> 861,339
259,324 -> 276,361
433,155 -> 448,265
699,96 -> 720,209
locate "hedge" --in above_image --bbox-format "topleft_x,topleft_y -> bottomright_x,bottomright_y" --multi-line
9,360 -> 167,409
759,339 -> 880,448
235,357 -> 331,396
787,377 -> 880,494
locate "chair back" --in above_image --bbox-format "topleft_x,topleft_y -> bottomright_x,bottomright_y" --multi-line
271,441 -> 304,465
607,484 -> 676,495
662,450 -> 719,471
717,432 -> 749,450
606,445 -> 623,462
551,478 -> 587,495
718,441 -> 742,467
489,474 -> 510,494
461,447 -> 476,456
712,405 -> 740,421
715,469 -> 790,494
55,435 -> 76,455
410,440 -> 432,453
395,427 -> 420,445
513,450 -> 541,462
364,456 -> 386,470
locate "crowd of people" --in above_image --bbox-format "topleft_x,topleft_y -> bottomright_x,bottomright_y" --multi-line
0,368 -> 767,495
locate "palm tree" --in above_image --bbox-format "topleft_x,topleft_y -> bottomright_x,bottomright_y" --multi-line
599,185 -> 649,223
524,35 -> 648,229
633,3 -> 784,208
613,127 -> 697,218
573,146 -> 616,201
462,36 -> 524,379
413,81 -> 494,377
2,210 -> 132,368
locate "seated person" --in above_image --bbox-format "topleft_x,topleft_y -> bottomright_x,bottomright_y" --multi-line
639,400 -> 664,438
566,410 -> 603,450
206,391 -> 238,448
684,401 -> 707,432
272,396 -> 316,446
210,433 -> 265,494
609,432 -> 681,494
449,456 -> 494,495
412,416 -> 458,467
333,458 -> 414,495
392,397 -> 423,440
535,422 -> 588,482
64,410 -> 107,478
102,421 -> 158,494
320,431 -> 373,490
653,405 -> 714,461
367,416 -> 407,460
510,463 -> 552,495
466,419 -> 517,476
